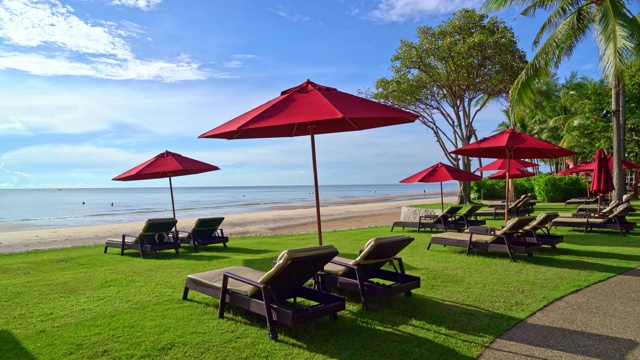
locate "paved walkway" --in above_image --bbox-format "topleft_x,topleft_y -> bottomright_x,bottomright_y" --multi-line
478,267 -> 640,359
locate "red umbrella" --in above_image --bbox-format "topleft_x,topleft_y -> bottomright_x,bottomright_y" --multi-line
488,168 -> 536,179
199,79 -> 419,245
476,158 -> 538,172
451,128 -> 576,222
558,155 -> 640,175
590,148 -> 615,212
400,162 -> 482,211
113,150 -> 220,219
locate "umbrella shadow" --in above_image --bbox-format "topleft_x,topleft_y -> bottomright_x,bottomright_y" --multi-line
0,330 -> 36,360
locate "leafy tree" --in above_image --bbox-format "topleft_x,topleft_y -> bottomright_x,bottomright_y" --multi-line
371,8 -> 527,203
482,0 -> 640,201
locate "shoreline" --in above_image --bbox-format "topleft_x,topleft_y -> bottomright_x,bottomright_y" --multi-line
0,193 -> 457,254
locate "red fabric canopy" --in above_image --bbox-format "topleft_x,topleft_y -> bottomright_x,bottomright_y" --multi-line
113,151 -> 220,219
590,148 -> 615,195
450,129 -> 576,159
476,158 -> 538,172
113,151 -> 220,181
199,79 -> 419,139
488,168 -> 536,180
400,162 -> 482,183
199,79 -> 419,245
558,154 -> 640,175
400,162 -> 481,211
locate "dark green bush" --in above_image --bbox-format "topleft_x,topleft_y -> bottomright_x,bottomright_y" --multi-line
470,174 -> 589,202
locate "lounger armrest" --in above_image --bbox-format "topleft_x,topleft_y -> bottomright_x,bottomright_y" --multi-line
223,271 -> 264,289
176,229 -> 192,237
420,214 -> 439,220
329,258 -> 358,270
122,234 -> 137,239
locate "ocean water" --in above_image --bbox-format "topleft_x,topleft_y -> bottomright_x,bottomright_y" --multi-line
0,183 -> 457,231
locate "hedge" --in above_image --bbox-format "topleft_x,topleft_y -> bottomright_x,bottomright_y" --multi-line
471,174 -> 589,202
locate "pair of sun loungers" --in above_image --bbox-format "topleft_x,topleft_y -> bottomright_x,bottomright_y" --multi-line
104,217 -> 228,257
428,212 -> 565,261
390,205 -> 486,232
474,194 -> 536,219
182,235 -> 421,340
551,203 -> 637,235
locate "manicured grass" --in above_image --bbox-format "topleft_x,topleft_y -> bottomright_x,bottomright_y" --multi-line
1,203 -> 639,359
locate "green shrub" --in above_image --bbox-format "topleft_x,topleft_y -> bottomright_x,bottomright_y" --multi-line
471,174 -> 589,202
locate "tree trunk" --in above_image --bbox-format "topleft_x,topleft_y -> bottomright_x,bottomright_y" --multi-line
612,79 -> 625,201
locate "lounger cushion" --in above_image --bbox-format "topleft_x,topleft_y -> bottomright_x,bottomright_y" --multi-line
323,236 -> 413,276
186,266 -> 265,296
430,232 -> 498,243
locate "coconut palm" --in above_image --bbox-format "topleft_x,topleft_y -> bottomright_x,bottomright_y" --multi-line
482,0 -> 640,201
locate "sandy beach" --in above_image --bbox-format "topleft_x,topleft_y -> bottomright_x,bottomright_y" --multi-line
0,193 -> 457,254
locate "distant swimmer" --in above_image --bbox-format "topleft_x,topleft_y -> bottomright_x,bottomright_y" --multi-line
111,202 -> 114,206
82,201 -> 85,205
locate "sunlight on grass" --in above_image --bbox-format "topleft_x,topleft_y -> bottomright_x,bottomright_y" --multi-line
1,203 -> 639,359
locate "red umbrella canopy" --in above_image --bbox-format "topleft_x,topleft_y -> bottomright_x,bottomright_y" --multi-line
400,162 -> 481,211
199,79 -> 419,139
558,154 -> 640,175
476,158 -> 539,172
488,168 -> 536,180
199,79 -> 419,246
590,148 -> 615,195
113,151 -> 220,220
113,151 -> 220,181
450,129 -> 576,159
400,162 -> 482,183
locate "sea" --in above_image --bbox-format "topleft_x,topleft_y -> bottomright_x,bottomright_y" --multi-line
0,183 -> 457,232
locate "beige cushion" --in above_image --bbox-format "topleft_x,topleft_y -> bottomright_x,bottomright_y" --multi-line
187,266 -> 265,296
431,231 -> 498,244
323,236 -> 412,276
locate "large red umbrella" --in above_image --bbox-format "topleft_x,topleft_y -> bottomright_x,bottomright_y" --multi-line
113,150 -> 220,219
451,128 -> 576,222
199,79 -> 419,245
488,168 -> 536,179
476,158 -> 538,172
590,148 -> 615,212
400,162 -> 482,211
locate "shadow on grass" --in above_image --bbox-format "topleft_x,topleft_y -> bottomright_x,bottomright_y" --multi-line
0,330 -> 35,360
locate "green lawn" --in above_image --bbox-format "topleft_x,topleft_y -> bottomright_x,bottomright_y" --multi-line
1,203 -> 639,359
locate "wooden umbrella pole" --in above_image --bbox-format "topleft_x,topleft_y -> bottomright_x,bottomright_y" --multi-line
440,182 -> 444,212
169,176 -> 176,219
309,126 -> 323,245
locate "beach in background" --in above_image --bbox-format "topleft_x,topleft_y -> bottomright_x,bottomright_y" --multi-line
0,185 -> 457,254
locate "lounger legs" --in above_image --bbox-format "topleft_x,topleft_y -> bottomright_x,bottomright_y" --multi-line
182,287 -> 189,300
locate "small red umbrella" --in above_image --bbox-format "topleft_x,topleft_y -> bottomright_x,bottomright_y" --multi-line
199,80 -> 419,245
488,168 -> 536,179
451,128 -> 576,223
400,162 -> 482,211
113,150 -> 220,219
590,148 -> 615,212
476,158 -> 539,172
558,154 -> 640,175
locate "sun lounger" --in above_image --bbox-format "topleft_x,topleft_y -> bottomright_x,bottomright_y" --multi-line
551,204 -> 636,235
521,212 -> 563,248
564,194 -> 603,206
452,204 -> 487,228
104,218 -> 179,258
391,205 -> 464,232
318,235 -> 420,310
428,216 -> 539,262
178,217 -> 228,252
183,245 -> 345,340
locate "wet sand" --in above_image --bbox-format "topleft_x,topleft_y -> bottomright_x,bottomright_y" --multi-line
0,192 -> 457,254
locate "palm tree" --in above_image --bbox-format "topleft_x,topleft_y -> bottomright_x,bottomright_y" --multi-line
482,0 -> 640,201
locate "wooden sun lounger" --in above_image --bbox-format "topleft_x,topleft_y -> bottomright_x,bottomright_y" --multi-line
551,204 -> 636,235
428,216 -> 539,262
521,212 -> 563,249
391,206 -> 464,232
178,217 -> 229,252
183,245 -> 345,340
104,218 -> 179,258
318,235 -> 420,310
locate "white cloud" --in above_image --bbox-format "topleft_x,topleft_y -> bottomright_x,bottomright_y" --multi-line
269,8 -> 311,23
368,0 -> 483,21
110,0 -> 162,11
0,0 -> 207,82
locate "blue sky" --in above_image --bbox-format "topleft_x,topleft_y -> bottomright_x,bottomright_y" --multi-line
0,0 -> 607,189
